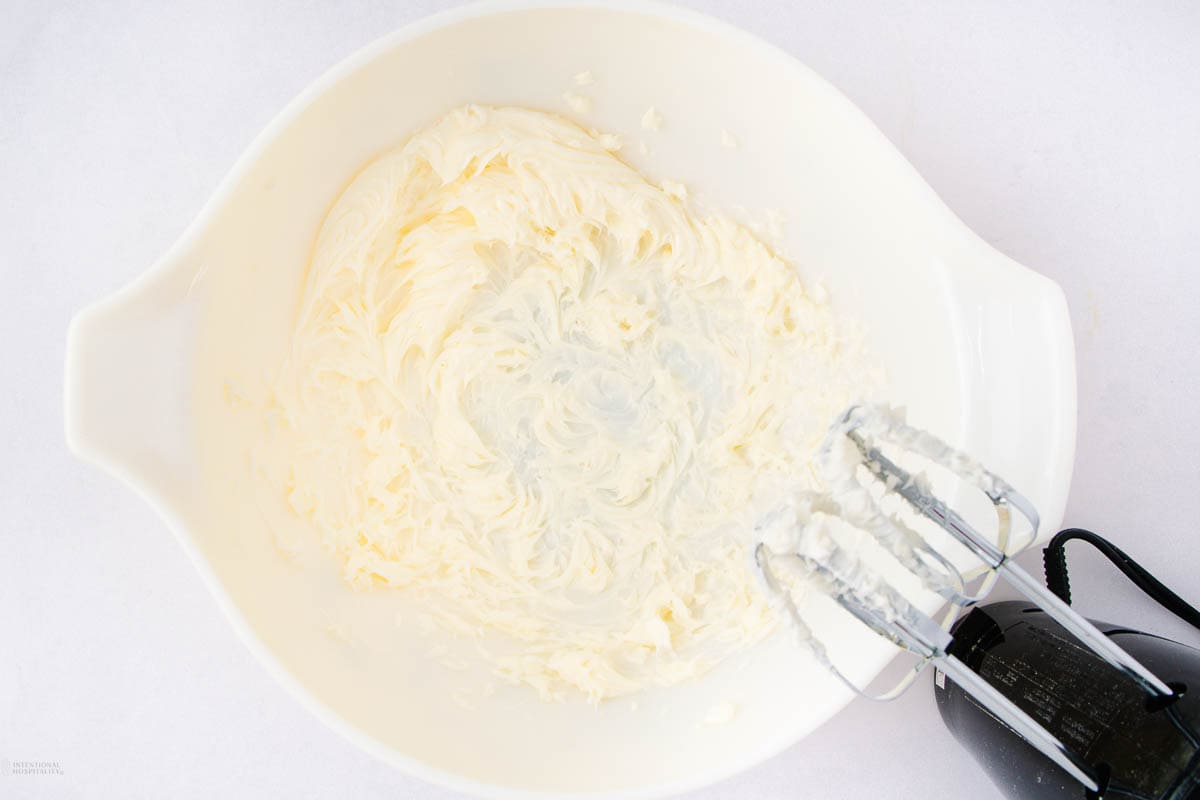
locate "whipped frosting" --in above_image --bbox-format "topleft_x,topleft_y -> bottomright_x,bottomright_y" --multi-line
258,105 -> 873,701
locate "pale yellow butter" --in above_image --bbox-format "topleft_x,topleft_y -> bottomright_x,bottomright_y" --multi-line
259,105 -> 869,702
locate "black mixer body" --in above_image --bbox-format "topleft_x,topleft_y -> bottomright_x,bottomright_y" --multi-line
935,600 -> 1200,800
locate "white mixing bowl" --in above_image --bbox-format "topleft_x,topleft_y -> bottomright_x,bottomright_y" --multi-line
65,2 -> 1076,797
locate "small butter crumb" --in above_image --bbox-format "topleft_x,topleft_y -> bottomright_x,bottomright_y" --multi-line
660,179 -> 688,201
641,106 -> 663,131
574,70 -> 594,86
720,129 -> 739,149
703,701 -> 739,726
637,140 -> 650,156
595,131 -> 622,151
629,700 -> 640,712
563,92 -> 592,113
323,623 -> 351,645
269,529 -> 299,566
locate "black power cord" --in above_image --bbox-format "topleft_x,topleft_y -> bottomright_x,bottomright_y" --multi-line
1043,527 -> 1200,633
1042,528 -> 1200,800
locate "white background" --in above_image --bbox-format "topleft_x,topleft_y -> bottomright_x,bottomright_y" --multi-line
3,1 -> 1199,798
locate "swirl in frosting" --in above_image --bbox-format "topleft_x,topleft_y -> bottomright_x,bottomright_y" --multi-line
261,105 -> 871,701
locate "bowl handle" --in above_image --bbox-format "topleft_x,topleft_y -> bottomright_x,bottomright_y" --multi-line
65,260 -> 201,513
946,238 -> 1078,540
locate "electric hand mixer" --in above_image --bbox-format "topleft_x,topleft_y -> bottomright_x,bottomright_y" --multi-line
754,406 -> 1200,799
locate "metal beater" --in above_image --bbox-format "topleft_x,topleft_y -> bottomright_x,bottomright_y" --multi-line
753,405 -> 1177,793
